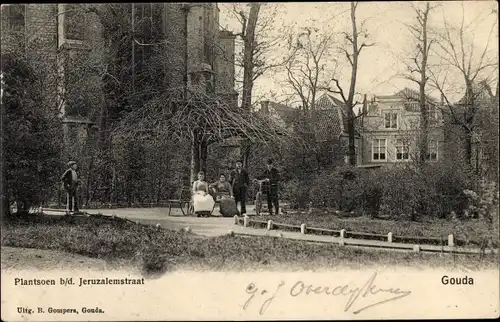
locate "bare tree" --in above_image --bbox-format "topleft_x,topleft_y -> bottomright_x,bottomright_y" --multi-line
324,2 -> 374,166
113,87 -> 295,182
401,1 -> 439,167
280,26 -> 337,169
428,3 -> 498,167
222,3 -> 289,167
283,27 -> 335,112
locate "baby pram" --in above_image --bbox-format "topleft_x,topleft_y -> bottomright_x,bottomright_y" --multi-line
192,191 -> 215,217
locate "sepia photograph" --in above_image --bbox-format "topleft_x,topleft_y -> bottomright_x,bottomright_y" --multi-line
1,1 -> 499,320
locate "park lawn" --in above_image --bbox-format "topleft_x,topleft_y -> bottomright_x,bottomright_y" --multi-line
1,213 -> 497,276
254,209 -> 500,248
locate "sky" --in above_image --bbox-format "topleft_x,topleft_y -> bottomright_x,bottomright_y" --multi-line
219,1 -> 499,108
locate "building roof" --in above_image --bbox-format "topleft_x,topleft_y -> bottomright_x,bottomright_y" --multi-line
377,87 -> 437,102
259,93 -> 363,142
457,80 -> 495,105
373,87 -> 440,112
312,94 -> 344,141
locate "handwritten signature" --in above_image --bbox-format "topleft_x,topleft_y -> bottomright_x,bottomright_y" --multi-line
243,272 -> 412,315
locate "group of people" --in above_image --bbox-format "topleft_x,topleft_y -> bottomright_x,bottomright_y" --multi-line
192,158 -> 281,216
60,158 -> 281,216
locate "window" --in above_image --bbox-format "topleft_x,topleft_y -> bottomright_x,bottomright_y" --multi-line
372,139 -> 386,161
384,112 -> 398,129
4,5 -> 25,30
426,140 -> 438,161
64,4 -> 85,41
395,139 -> 410,161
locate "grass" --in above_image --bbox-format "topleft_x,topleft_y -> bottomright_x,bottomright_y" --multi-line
254,209 -> 500,248
1,213 -> 498,277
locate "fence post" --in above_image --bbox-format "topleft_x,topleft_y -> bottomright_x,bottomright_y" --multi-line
234,215 -> 239,225
413,245 -> 420,252
300,223 -> 307,234
267,220 -> 273,231
387,232 -> 393,243
243,215 -> 249,227
340,229 -> 346,239
448,234 -> 454,247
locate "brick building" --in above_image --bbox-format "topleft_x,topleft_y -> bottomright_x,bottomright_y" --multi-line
1,3 -> 237,153
359,88 -> 445,166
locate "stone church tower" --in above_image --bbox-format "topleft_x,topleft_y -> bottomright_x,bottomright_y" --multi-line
1,3 -> 237,153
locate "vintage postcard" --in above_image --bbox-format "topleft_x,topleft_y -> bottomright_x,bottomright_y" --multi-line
1,1 -> 499,321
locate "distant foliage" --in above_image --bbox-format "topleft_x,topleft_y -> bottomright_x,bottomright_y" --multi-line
2,54 -> 63,213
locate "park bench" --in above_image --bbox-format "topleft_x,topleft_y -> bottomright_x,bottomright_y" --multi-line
167,186 -> 192,216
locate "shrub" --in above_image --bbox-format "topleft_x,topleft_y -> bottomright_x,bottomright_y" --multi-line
288,160 -> 486,221
2,53 -> 63,214
281,179 -> 311,209
308,165 -> 365,211
378,167 -> 422,220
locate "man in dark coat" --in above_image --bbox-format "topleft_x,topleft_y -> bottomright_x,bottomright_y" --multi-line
61,161 -> 80,213
230,159 -> 249,215
259,158 -> 280,216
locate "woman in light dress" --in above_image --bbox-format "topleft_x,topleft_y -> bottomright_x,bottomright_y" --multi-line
191,171 -> 215,216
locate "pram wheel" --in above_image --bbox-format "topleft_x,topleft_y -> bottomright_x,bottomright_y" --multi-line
196,211 -> 211,217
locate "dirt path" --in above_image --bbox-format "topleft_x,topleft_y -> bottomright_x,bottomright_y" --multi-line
1,247 -> 133,272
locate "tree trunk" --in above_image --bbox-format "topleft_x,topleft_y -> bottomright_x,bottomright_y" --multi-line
347,108 -> 356,166
200,138 -> 208,175
240,4 -> 261,169
418,79 -> 429,166
418,2 -> 431,167
464,130 -> 473,167
347,2 -> 359,166
1,195 -> 10,220
241,4 -> 260,111
190,130 -> 201,184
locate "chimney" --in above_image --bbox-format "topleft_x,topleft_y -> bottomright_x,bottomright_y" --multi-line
260,100 -> 270,114
440,94 -> 444,106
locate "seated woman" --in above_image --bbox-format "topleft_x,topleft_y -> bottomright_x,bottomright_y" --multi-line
191,171 -> 215,217
209,174 -> 233,201
210,174 -> 238,217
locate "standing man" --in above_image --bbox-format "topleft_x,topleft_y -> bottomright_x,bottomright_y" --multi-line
230,159 -> 249,215
61,161 -> 80,214
260,159 -> 280,216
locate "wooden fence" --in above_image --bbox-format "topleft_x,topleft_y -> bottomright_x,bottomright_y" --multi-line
232,215 -> 496,254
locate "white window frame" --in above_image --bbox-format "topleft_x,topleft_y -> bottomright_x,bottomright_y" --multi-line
58,4 -> 85,47
372,138 -> 387,161
395,139 -> 410,161
427,139 -> 439,161
384,111 -> 398,129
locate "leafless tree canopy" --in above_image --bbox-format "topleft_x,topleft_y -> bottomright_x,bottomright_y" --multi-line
112,86 -> 296,147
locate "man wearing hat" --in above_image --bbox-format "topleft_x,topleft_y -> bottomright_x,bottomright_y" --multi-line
259,158 -> 281,216
61,161 -> 80,213
230,159 -> 249,215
